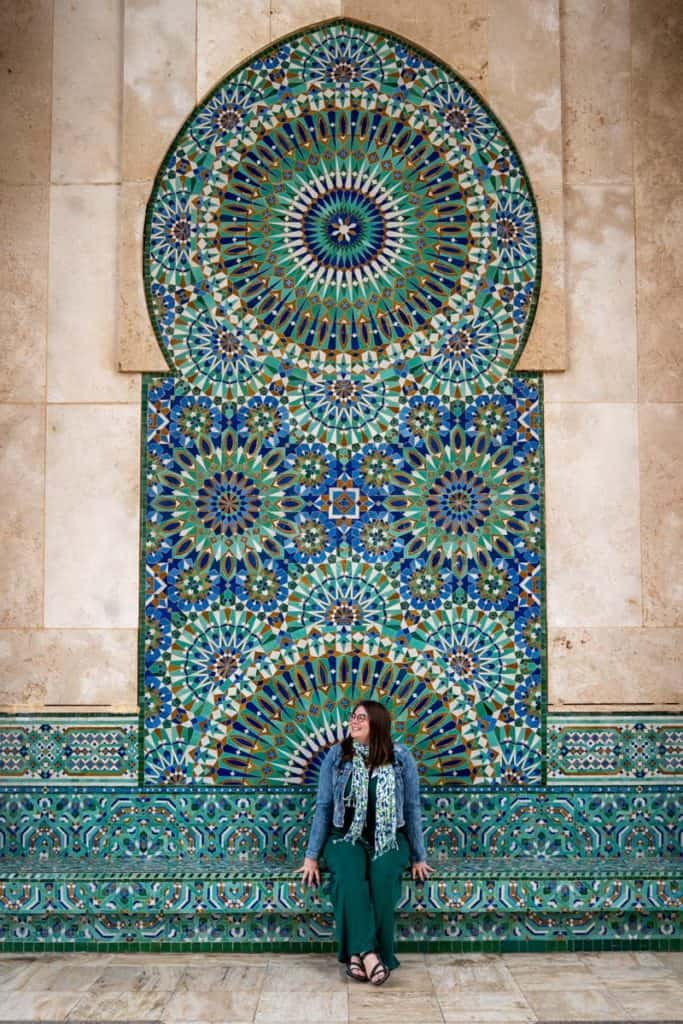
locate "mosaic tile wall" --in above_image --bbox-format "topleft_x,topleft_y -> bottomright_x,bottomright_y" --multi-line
141,18 -> 544,787
547,714 -> 683,784
0,785 -> 679,947
1,785 -> 679,860
0,715 -> 137,786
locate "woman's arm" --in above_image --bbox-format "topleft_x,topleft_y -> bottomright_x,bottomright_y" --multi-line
401,747 -> 428,864
304,744 -> 337,861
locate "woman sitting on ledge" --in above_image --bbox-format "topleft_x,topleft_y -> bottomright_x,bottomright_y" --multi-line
299,700 -> 433,985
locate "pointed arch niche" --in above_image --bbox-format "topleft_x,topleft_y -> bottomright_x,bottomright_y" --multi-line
139,19 -> 546,788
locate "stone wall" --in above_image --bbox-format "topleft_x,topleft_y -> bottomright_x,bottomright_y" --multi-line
0,0 -> 680,715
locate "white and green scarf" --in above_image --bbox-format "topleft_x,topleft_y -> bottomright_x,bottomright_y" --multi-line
336,742 -> 398,860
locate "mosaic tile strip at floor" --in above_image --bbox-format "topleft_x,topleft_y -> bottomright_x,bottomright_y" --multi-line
547,716 -> 683,785
141,18 -> 545,788
1,911 -> 680,948
0,716 -> 138,786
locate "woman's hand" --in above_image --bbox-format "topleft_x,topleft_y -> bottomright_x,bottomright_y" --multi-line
298,857 -> 320,887
411,860 -> 433,882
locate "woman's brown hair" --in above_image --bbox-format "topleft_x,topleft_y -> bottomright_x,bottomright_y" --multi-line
340,700 -> 395,768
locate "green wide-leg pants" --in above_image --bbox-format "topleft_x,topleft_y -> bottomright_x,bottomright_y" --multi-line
321,828 -> 411,970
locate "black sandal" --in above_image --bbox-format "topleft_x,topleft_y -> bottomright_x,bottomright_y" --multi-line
360,950 -> 390,986
346,954 -> 367,982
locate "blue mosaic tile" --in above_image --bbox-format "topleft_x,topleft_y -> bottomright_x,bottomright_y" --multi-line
548,714 -> 683,783
140,16 -> 544,788
0,715 -> 138,786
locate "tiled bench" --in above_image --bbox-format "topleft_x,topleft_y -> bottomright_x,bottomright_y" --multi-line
0,784 -> 681,951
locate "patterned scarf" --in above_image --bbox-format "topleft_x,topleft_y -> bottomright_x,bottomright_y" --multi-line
337,742 -> 398,860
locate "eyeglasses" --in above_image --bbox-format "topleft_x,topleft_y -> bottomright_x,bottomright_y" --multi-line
349,713 -> 368,722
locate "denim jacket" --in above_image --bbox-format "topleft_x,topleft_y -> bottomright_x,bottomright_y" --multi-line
304,742 -> 427,863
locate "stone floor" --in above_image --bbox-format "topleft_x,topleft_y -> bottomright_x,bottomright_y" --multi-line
0,951 -> 681,1022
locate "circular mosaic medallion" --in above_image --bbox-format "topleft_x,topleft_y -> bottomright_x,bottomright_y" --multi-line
145,20 -> 539,390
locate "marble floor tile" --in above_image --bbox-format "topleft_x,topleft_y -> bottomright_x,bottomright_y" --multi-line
0,989 -> 82,1022
261,958 -> 347,991
656,951 -> 683,977
380,963 -> 435,991
66,987 -> 170,1021
348,989 -> 444,1022
438,989 -> 536,1023
609,981 -> 683,1018
164,987 -> 261,1022
87,962 -> 185,995
428,959 -> 519,991
0,958 -> 38,991
581,949 -> 682,982
175,963 -> 267,991
5,959 -> 103,991
255,990 -> 348,1023
518,983 -> 627,1020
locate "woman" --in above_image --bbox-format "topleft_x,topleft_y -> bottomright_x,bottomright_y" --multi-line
299,700 -> 433,985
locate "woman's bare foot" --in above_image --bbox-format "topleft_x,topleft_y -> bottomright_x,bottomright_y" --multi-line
360,950 -> 389,986
346,954 -> 367,982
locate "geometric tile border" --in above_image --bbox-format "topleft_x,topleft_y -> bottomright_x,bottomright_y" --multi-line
1,713 -> 680,786
547,714 -> 683,785
0,715 -> 138,786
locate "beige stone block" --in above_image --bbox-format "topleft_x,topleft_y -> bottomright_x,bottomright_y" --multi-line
122,0 -> 196,182
0,186 -> 48,401
561,0 -> 632,186
48,186 -> 141,402
272,0 -> 343,40
44,404 -> 141,629
513,320 -> 544,369
197,0 -> 269,100
343,0 -> 488,94
516,187 -> 567,372
640,403 -> 683,626
545,403 -> 641,627
0,0 -> 52,184
51,0 -> 123,184
0,629 -> 137,709
488,1 -> 566,372
544,185 -> 636,402
548,627 -> 682,707
635,185 -> 683,402
0,405 -> 44,628
117,181 -> 169,371
632,0 -> 683,192
489,0 -> 562,187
